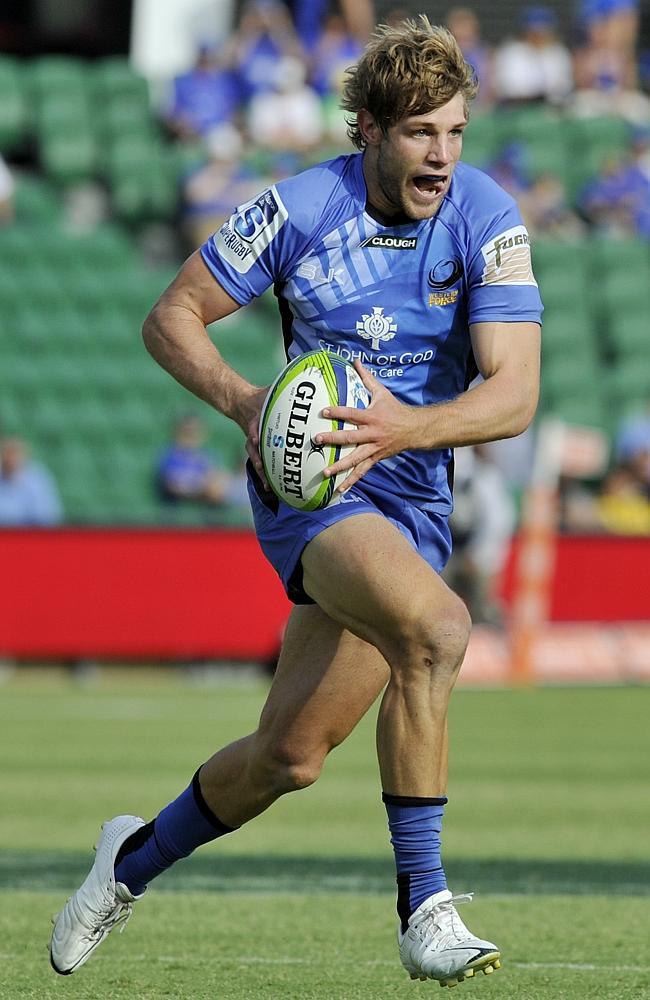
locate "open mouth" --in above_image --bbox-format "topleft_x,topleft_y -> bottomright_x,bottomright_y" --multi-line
412,174 -> 447,195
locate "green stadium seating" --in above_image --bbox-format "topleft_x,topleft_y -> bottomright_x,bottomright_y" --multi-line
27,56 -> 87,98
563,115 -> 631,199
92,57 -> 150,106
545,393 -> 607,429
586,235 -> 650,273
13,174 -> 61,223
7,56 -> 646,525
543,352 -> 601,397
540,313 -> 597,354
459,113 -> 498,169
604,359 -> 650,404
596,272 -> 650,328
606,313 -> 650,358
0,56 -> 29,152
499,107 -> 569,181
37,118 -> 99,186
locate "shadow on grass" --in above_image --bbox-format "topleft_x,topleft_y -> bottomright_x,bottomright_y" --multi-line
2,852 -> 649,896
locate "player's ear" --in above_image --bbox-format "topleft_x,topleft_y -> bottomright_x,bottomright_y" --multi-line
357,109 -> 383,147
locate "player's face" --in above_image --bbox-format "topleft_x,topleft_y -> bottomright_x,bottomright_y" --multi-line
363,93 -> 467,221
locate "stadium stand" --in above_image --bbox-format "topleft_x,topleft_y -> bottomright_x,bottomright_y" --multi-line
0,37 -> 649,527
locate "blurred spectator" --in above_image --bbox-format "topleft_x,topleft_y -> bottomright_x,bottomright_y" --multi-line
572,0 -> 649,121
615,405 -> 650,494
579,127 -> 650,236
483,141 -> 584,237
309,11 -> 364,96
446,7 -> 494,108
484,140 -> 531,199
560,408 -> 650,534
522,172 -> 587,237
384,8 -> 410,28
289,0 -> 374,53
231,0 -> 305,103
246,56 -> 324,154
182,122 -> 263,248
493,6 -> 574,106
165,40 -> 242,141
0,153 -> 14,224
574,0 -> 640,90
0,437 -> 62,526
156,414 -> 247,511
444,445 -> 516,624
484,137 -> 585,237
596,465 -> 650,533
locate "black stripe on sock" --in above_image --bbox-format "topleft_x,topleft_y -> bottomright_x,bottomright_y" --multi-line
192,767 -> 238,834
396,872 -> 412,933
382,793 -> 448,807
114,819 -> 155,867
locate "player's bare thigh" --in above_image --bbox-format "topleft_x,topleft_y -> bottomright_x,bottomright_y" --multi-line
301,513 -> 469,665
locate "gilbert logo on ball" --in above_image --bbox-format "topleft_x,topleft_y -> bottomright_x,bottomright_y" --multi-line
259,350 -> 369,511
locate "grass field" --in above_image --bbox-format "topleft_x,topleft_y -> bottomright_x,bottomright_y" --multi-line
1,670 -> 649,999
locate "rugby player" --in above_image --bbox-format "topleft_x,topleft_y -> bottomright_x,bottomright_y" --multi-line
51,17 -> 541,986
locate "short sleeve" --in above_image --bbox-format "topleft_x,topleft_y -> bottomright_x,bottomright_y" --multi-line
200,185 -> 293,305
465,201 -> 544,326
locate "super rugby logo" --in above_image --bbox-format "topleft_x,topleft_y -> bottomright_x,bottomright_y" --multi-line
215,187 -> 288,274
281,381 -> 316,500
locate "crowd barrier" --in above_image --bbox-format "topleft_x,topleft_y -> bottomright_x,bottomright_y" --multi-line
1,530 -> 648,675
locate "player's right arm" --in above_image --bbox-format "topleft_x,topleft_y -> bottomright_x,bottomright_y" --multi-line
141,250 -> 269,481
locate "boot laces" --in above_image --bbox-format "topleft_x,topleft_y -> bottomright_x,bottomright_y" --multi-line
418,892 -> 474,944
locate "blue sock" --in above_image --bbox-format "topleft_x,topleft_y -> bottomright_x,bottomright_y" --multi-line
383,792 -> 448,932
114,768 -> 236,896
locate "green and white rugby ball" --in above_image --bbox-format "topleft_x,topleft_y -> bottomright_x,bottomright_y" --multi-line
259,350 -> 370,511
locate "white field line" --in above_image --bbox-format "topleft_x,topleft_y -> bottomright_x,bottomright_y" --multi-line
12,950 -> 650,975
145,955 -> 650,974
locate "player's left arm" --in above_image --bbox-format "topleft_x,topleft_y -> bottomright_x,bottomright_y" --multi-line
318,320 -> 540,491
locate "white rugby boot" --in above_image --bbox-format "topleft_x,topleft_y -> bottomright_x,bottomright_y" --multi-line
398,889 -> 501,987
50,814 -> 146,975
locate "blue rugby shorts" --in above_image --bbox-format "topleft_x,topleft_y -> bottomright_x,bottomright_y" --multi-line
246,462 -> 452,604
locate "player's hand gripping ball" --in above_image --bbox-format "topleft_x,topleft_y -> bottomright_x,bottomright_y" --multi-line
259,350 -> 370,510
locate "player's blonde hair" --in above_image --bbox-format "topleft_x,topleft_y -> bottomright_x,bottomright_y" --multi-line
341,16 -> 478,150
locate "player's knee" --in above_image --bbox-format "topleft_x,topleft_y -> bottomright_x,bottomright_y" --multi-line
387,594 -> 471,679
252,737 -> 325,794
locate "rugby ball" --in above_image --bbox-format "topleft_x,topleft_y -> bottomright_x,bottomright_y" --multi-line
259,350 -> 370,511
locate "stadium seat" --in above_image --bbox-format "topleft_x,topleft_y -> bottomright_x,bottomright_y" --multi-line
545,393 -> 607,429
597,272 -> 650,323
96,100 -> 157,142
532,238 -> 586,274
39,123 -> 99,185
537,268 -> 589,313
13,174 -> 62,223
540,313 -> 597,354
586,235 -> 650,274
606,312 -> 650,358
563,115 -> 631,199
604,360 -> 650,405
543,353 -> 601,399
27,56 -> 87,98
92,57 -> 151,106
0,56 -> 29,152
459,112 -> 499,168
499,107 -> 568,180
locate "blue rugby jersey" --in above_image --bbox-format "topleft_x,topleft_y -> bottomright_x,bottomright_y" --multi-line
200,154 -> 543,514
